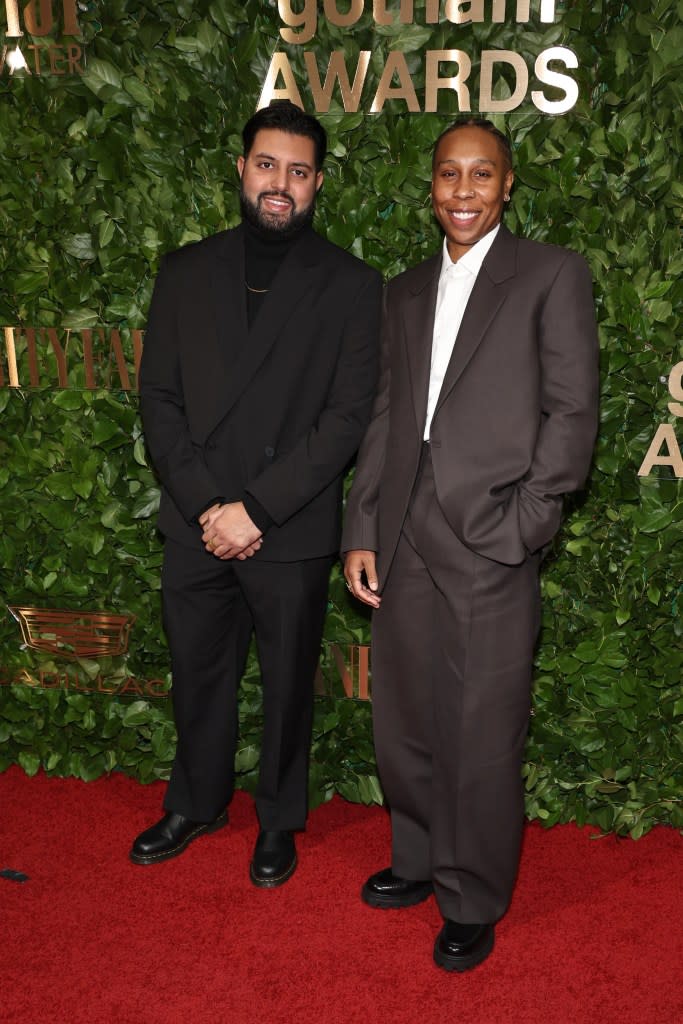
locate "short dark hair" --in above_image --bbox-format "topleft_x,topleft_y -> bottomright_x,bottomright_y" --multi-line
242,101 -> 327,171
432,117 -> 513,171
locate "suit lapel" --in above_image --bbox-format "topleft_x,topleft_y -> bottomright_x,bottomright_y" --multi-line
210,227 -> 248,372
232,229 -> 325,405
403,254 -> 440,435
204,228 -> 324,437
184,228 -> 246,443
433,225 -> 518,419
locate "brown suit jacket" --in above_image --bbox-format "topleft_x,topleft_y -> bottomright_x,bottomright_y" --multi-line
341,225 -> 599,576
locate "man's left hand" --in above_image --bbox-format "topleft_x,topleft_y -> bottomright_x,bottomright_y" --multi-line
200,502 -> 263,560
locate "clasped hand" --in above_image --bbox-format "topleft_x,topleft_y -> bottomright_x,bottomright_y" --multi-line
199,502 -> 263,560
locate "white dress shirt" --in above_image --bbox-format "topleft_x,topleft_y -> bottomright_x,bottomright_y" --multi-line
423,224 -> 500,440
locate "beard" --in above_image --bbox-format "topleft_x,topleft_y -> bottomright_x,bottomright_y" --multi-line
240,187 -> 316,241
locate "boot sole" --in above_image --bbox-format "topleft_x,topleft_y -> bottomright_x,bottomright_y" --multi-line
361,881 -> 433,909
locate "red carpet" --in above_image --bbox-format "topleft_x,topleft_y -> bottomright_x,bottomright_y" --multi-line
1,766 -> 681,1024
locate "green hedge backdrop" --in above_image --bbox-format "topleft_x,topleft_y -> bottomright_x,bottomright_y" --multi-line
0,0 -> 681,837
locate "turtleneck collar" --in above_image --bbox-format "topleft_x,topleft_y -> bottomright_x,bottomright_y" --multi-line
242,220 -> 313,327
242,218 -> 310,291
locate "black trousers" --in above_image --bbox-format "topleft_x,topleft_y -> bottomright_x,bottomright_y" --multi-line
161,539 -> 333,829
372,449 -> 542,924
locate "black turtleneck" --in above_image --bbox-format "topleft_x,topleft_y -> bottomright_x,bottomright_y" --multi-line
243,219 -> 300,327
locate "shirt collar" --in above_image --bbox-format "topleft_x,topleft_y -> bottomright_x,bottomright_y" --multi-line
440,223 -> 500,279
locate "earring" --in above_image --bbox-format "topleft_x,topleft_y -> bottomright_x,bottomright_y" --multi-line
504,194 -> 510,202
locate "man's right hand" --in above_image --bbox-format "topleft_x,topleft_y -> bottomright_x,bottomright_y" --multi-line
344,550 -> 381,608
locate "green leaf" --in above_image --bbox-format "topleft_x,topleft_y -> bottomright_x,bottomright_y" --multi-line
93,418 -> 122,445
98,219 -> 116,249
131,488 -> 160,519
82,58 -> 123,94
62,234 -> 96,261
18,751 -> 41,776
234,744 -> 259,772
638,510 -> 673,533
122,701 -> 152,727
123,77 -> 155,109
573,641 -> 600,664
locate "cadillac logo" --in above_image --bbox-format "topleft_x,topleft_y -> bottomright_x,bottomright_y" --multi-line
9,606 -> 135,659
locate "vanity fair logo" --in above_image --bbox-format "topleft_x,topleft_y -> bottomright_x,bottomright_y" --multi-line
1,0 -> 85,76
0,326 -> 143,390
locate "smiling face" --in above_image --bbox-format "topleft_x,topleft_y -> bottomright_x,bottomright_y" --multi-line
237,128 -> 323,238
431,125 -> 514,262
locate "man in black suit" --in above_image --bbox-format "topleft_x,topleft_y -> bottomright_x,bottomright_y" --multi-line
131,101 -> 381,886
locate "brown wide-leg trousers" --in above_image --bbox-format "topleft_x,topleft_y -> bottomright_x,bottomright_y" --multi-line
372,449 -> 541,924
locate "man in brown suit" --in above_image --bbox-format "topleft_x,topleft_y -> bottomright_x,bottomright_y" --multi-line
342,118 -> 599,971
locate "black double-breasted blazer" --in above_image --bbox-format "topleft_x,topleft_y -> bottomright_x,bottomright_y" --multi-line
140,225 -> 382,561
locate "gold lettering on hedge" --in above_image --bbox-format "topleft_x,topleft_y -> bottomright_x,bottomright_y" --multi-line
65,42 -> 81,72
324,0 -> 364,29
0,325 -> 145,390
315,644 -> 371,700
61,0 -> 78,34
270,0 -> 578,114
81,328 -> 97,389
637,363 -> 683,478
22,0 -> 53,35
373,0 -> 414,24
637,425 -> 683,478
304,50 -> 371,112
19,0 -> 78,34
277,0 -> 559,39
447,0 -> 484,24
667,361 -> 683,417
479,49 -> 528,112
5,0 -> 22,35
257,51 -> 304,110
44,327 -> 68,386
3,327 -> 19,387
131,329 -> 144,383
370,51 -> 420,112
1,1 -> 83,77
261,45 -> 579,113
0,668 -> 169,699
108,329 -> 132,390
81,327 -> 137,390
532,46 -> 579,114
278,0 -> 317,44
425,49 -> 471,111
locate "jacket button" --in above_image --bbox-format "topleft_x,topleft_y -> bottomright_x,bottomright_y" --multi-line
265,446 -> 275,457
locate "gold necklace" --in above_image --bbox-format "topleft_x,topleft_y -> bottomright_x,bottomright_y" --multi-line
245,282 -> 269,293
